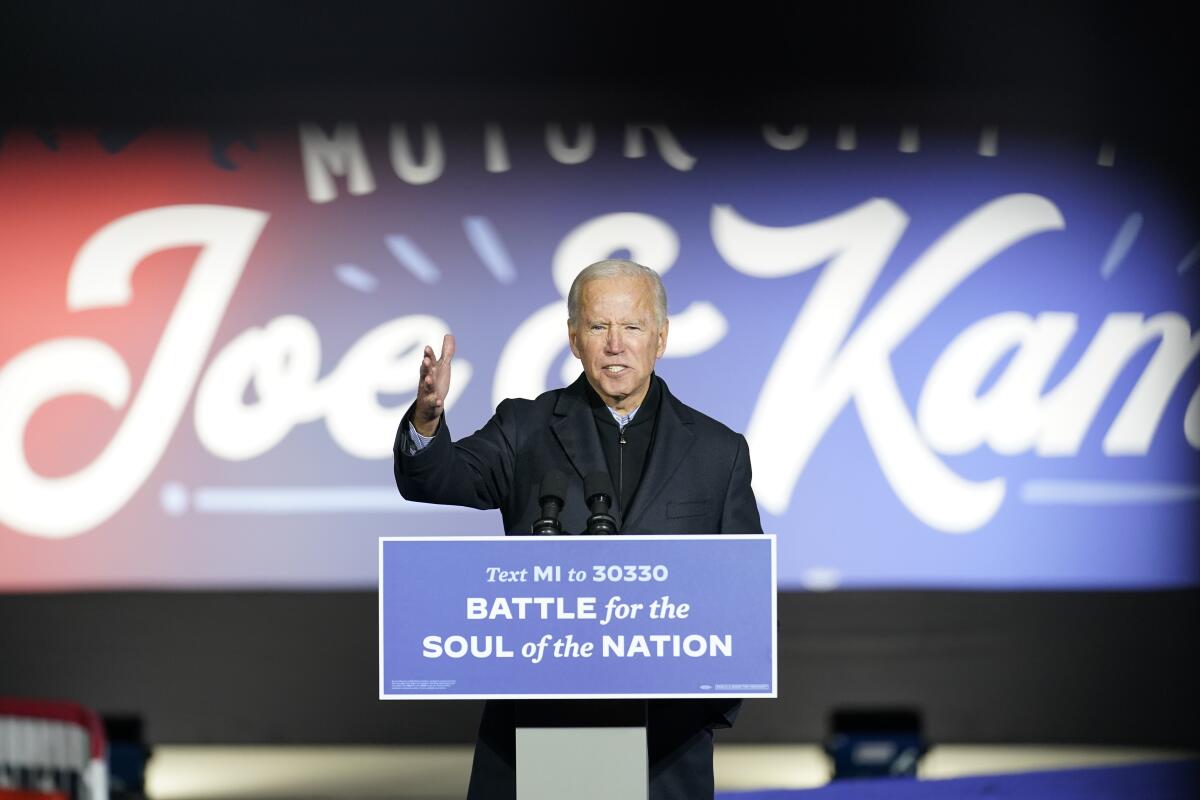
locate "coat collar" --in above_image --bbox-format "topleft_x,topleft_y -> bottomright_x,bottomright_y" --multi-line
551,373 -> 695,531
551,374 -> 610,506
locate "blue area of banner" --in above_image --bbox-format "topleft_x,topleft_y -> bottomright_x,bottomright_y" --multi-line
380,536 -> 775,698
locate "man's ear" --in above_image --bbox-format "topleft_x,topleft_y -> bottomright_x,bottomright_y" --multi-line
567,320 -> 582,359
656,318 -> 669,358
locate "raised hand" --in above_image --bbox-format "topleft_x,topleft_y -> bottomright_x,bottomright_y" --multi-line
413,334 -> 455,437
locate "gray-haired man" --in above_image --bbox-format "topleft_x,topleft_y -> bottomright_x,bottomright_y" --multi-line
395,260 -> 762,799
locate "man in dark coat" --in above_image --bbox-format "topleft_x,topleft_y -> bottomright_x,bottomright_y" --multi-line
394,259 -> 763,799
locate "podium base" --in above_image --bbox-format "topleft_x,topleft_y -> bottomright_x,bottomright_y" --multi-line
515,726 -> 648,800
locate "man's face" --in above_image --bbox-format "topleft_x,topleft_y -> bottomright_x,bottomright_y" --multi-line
568,275 -> 668,412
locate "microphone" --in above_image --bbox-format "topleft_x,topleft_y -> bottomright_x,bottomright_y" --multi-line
531,469 -> 568,535
583,472 -> 618,535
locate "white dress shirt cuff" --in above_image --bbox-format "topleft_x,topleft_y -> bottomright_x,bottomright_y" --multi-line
406,421 -> 436,455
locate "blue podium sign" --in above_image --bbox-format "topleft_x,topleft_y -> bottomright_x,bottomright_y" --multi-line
379,535 -> 776,700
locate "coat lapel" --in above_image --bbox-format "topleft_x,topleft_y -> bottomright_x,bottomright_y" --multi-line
550,376 -> 616,519
623,379 -> 695,530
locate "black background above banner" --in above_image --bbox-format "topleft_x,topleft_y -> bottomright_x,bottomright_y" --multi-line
1,2 -> 1192,131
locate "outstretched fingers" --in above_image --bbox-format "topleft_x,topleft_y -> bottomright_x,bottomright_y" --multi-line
417,336 -> 455,418
420,346 -> 436,394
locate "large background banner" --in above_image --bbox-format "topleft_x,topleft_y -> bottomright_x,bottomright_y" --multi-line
1,123 -> 1197,590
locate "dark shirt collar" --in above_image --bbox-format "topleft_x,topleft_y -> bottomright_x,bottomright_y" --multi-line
586,373 -> 661,429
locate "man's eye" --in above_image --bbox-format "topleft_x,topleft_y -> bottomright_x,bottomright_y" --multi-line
590,325 -> 605,332
626,325 -> 641,332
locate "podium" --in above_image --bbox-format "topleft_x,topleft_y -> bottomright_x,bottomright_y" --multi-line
515,700 -> 647,799
379,534 -> 776,798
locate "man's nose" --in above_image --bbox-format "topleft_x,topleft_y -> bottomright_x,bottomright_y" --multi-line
605,328 -> 624,353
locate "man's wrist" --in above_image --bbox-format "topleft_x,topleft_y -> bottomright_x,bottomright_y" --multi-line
406,420 -> 437,455
412,417 -> 439,438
